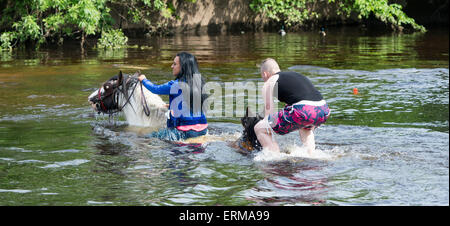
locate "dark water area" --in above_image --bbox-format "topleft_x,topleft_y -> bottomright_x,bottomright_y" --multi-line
0,27 -> 448,205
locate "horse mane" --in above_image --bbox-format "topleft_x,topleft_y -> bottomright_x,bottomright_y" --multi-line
238,107 -> 263,153
116,71 -> 168,127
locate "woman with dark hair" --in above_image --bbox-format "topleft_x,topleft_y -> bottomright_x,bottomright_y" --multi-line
138,52 -> 208,140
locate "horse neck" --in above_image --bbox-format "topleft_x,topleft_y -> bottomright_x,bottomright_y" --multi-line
119,82 -> 167,127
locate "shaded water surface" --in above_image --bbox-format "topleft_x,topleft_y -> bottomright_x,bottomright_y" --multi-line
0,28 -> 448,205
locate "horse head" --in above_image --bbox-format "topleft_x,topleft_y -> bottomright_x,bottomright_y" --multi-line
88,71 -> 167,127
237,107 -> 263,153
88,71 -> 132,114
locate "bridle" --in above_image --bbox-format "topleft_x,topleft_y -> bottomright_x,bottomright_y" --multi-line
140,81 -> 152,117
97,86 -> 110,113
96,73 -> 140,115
94,71 -> 154,117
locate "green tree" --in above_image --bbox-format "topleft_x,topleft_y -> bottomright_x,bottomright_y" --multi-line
108,0 -> 177,34
331,0 -> 426,32
250,0 -> 319,27
0,0 -> 112,50
250,0 -> 426,32
97,28 -> 128,49
0,0 -> 179,51
0,0 -> 427,51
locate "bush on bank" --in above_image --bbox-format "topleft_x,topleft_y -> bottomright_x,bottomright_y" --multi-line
0,0 -> 426,51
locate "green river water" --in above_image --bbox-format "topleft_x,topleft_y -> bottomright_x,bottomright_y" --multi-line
0,27 -> 448,205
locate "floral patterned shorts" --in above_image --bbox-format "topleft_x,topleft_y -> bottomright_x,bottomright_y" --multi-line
270,103 -> 330,135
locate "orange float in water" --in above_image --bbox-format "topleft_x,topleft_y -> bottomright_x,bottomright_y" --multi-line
353,88 -> 358,95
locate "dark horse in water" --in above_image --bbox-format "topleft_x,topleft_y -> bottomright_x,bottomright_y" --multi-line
233,107 -> 264,155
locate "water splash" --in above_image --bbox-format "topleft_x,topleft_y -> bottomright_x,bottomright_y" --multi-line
253,148 -> 290,162
253,145 -> 337,162
40,159 -> 90,169
286,145 -> 334,160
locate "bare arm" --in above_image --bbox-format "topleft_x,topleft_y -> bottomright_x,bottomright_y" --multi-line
262,74 -> 279,118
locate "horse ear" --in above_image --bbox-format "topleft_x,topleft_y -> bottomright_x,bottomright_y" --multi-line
257,112 -> 264,120
132,70 -> 140,77
246,107 -> 255,117
118,71 -> 123,83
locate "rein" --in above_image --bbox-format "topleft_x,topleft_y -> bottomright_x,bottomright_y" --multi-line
98,87 -> 108,113
140,82 -> 152,117
116,77 -> 139,113
97,76 -> 139,114
96,72 -> 153,118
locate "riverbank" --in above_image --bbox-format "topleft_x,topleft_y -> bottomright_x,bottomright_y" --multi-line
111,0 -> 449,37
1,0 -> 447,50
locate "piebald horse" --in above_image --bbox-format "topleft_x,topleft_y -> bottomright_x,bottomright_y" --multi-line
88,71 -> 167,128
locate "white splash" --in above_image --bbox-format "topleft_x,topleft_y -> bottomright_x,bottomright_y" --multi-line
0,189 -> 32,193
286,144 -> 334,160
253,148 -> 290,162
253,145 -> 335,162
40,159 -> 90,169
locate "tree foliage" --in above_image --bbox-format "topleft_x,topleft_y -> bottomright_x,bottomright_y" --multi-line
0,0 -> 178,50
250,0 -> 426,32
108,0 -> 176,33
332,0 -> 426,32
250,0 -> 319,27
97,28 -> 128,49
0,0 -> 426,51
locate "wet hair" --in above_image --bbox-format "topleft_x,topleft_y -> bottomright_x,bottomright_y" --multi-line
240,107 -> 263,152
175,52 -> 208,116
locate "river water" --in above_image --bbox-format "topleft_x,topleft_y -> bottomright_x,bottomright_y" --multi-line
0,27 -> 448,205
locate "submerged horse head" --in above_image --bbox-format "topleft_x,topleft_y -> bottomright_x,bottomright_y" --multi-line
237,107 -> 263,154
88,71 -> 167,127
88,71 -> 128,115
